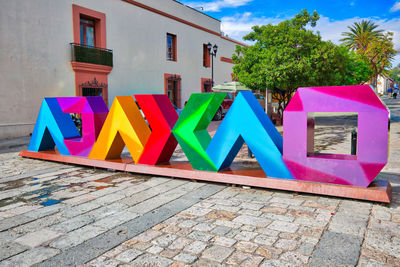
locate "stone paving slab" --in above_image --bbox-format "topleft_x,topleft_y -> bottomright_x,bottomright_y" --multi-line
308,231 -> 363,266
0,158 -> 398,266
36,184 -> 223,266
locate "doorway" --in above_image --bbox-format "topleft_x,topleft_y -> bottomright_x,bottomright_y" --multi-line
167,79 -> 178,107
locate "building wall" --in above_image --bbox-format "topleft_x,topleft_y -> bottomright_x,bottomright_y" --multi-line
376,75 -> 385,94
376,75 -> 394,94
0,0 -> 75,139
0,0 -> 240,139
129,0 -> 221,33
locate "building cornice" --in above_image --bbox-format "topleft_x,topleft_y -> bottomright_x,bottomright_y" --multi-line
71,62 -> 113,74
220,57 -> 234,64
121,0 -> 247,47
221,36 -> 247,47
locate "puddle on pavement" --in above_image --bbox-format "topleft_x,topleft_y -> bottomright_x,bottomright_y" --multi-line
0,197 -> 27,208
3,178 -> 30,191
21,185 -> 66,199
66,182 -> 86,188
0,168 -> 151,210
96,186 -> 108,190
40,199 -> 62,206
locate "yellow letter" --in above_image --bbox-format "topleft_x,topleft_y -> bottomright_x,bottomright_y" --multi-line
89,96 -> 150,162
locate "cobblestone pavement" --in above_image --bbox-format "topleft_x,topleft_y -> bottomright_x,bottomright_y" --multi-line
0,96 -> 399,266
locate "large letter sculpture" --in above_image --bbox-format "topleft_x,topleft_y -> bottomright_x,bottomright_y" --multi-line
57,97 -> 108,157
25,85 -> 389,190
283,85 -> 389,187
172,93 -> 225,171
136,95 -> 179,165
89,96 -> 151,162
28,98 -> 80,155
207,91 -> 293,179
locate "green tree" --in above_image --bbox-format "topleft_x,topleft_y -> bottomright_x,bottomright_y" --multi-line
364,32 -> 397,86
341,21 -> 397,86
334,45 -> 372,85
232,10 -> 370,116
340,20 -> 384,52
389,66 -> 400,84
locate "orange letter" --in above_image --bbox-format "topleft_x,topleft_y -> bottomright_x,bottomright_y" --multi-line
89,96 -> 150,162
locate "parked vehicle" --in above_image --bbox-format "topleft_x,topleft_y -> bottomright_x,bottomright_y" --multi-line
211,86 -> 269,121
211,81 -> 252,121
212,92 -> 234,120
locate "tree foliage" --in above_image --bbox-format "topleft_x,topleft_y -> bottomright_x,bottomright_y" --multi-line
333,46 -> 372,85
389,66 -> 400,84
341,21 -> 397,86
364,32 -> 397,85
232,10 -> 371,116
340,20 -> 384,51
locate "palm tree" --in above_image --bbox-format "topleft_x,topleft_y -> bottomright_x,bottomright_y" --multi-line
340,20 -> 384,52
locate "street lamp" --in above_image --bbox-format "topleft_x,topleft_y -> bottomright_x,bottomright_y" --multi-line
207,42 -> 218,86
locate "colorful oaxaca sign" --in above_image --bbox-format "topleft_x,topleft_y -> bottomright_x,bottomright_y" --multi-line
26,85 -> 389,189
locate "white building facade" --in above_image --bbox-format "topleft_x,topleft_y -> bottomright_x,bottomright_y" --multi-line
376,75 -> 395,95
0,0 -> 243,139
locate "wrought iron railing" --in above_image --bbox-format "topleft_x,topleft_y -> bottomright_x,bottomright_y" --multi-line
70,43 -> 113,67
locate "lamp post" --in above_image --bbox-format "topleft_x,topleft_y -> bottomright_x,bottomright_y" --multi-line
207,42 -> 218,86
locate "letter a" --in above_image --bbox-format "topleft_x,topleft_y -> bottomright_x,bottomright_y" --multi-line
88,96 -> 151,162
28,98 -> 80,155
206,91 -> 293,179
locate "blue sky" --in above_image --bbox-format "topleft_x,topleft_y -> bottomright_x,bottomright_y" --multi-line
181,0 -> 400,67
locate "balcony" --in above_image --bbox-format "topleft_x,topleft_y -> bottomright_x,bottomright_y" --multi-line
70,43 -> 113,67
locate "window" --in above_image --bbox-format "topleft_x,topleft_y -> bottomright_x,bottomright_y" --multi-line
82,87 -> 102,97
167,80 -> 178,106
203,44 -> 210,67
166,33 -> 177,61
203,82 -> 212,93
201,78 -> 212,93
78,77 -> 108,106
164,74 -> 181,108
80,17 -> 96,47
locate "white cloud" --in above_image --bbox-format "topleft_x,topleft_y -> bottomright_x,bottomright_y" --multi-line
221,12 -> 400,67
186,0 -> 253,12
220,12 -> 284,41
314,16 -> 400,47
390,1 -> 400,12
314,15 -> 400,66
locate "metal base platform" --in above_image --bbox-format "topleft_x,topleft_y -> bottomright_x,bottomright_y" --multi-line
19,150 -> 392,203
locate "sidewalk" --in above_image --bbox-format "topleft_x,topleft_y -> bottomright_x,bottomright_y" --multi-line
0,136 -> 30,154
0,95 -> 398,266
